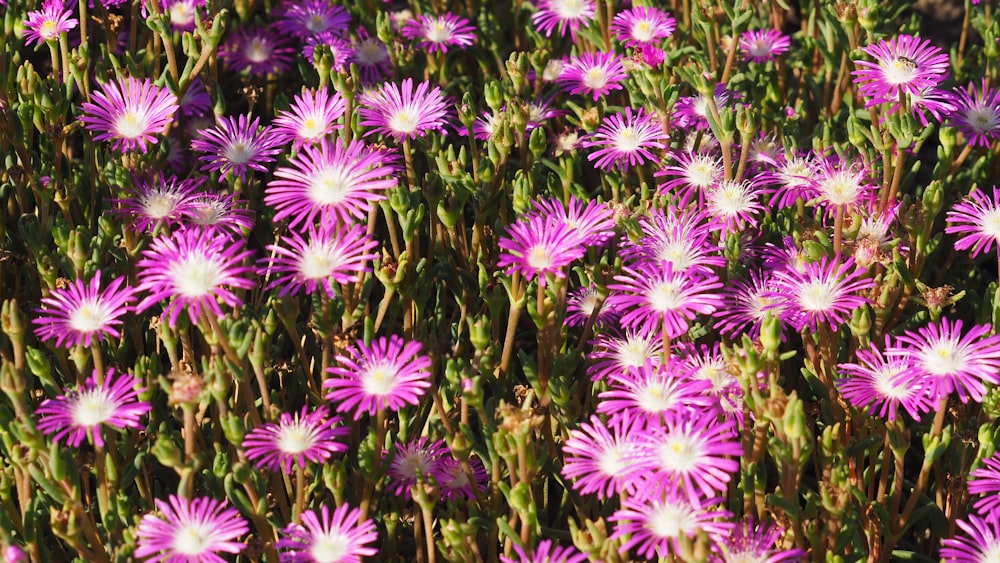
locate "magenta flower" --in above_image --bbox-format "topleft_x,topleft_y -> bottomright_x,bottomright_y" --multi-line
583,106 -> 666,171
852,34 -> 950,101
809,155 -> 874,210
739,29 -> 790,63
672,85 -> 732,130
275,0 -> 350,40
303,31 -> 353,69
940,515 -> 1000,563
191,113 -> 282,182
135,495 -> 249,562
527,196 -> 616,249
135,228 -> 256,327
608,261 -> 725,338
597,360 -> 713,420
243,405 -> 348,474
621,207 -> 724,277
401,13 -> 476,53
656,150 -> 723,200
113,173 -> 204,233
609,6 -> 675,47
836,337 -> 932,422
968,453 -> 1000,517
263,222 -> 379,298
219,26 -> 296,76
714,270 -> 783,340
276,504 -> 378,563
350,27 -> 391,84
562,412 -> 645,499
182,192 -> 255,234
587,328 -> 664,382
610,490 -> 733,559
386,437 -> 449,498
265,137 -> 397,229
564,285 -> 616,328
947,80 -> 1000,148
767,255 -> 874,333
531,0 -> 595,39
358,78 -> 450,141
271,87 -> 347,148
79,77 -> 179,153
437,456 -> 488,501
22,0 -> 78,46
500,540 -> 589,563
497,215 -> 587,284
704,178 -> 768,235
559,52 -> 627,101
35,368 -> 151,448
34,272 -> 136,349
179,77 -> 211,117
710,517 -> 806,563
325,335 -> 433,419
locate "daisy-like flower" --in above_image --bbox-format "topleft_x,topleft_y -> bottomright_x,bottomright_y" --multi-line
767,255 -> 874,333
836,337 -> 932,421
22,0 -> 78,47
609,261 -> 725,338
809,155 -> 873,210
968,453 -> 1000,517
597,360 -> 713,420
678,343 -> 746,426
672,85 -> 732,130
351,27 -> 391,84
276,504 -> 378,563
890,318 -> 1000,404
500,540 -> 589,563
275,0 -> 350,40
263,222 -> 378,298
79,76 -> 179,153
769,152 -> 818,209
34,272 -> 137,349
562,412 -> 645,499
265,137 -> 397,229
243,405 -> 348,474
191,114 -> 282,182
739,29 -> 790,63
272,87 -> 347,148
851,34 -> 950,101
621,207 -> 724,277
401,13 -> 476,53
358,78 -> 450,141
940,515 -> 1000,563
704,178 -> 768,234
437,456 -> 488,501
531,0 -> 595,40
610,491 -> 734,559
303,31 -> 353,69
497,215 -> 587,284
134,495 -> 249,562
587,328 -> 664,382
135,228 -> 256,327
565,285 -> 616,328
559,51 -> 628,101
527,196 -> 616,248
219,26 -> 296,76
113,173 -> 204,233
710,517 -> 807,563
182,192 -> 255,234
386,437 -> 449,498
583,106 -> 666,171
656,150 -> 724,202
35,368 -> 151,448
325,335 -> 433,419
714,270 -> 783,340
947,80 -> 1000,148
609,6 -> 676,47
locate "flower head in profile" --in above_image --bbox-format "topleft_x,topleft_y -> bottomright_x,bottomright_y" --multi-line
358,78 -> 450,141
497,215 -> 587,284
500,540 -> 589,563
23,0 -> 78,46
219,25 -> 296,76
852,34 -> 950,101
243,405 -> 348,474
191,113 -> 282,182
263,222 -> 378,298
325,335 -> 433,419
401,13 -> 476,53
34,272 -> 137,349
583,106 -> 666,171
739,29 -> 790,63
531,0 -> 595,39
609,6 -> 675,47
947,80 -> 1000,148
276,504 -> 378,563
35,368 -> 151,448
135,495 -> 249,562
271,87 -> 347,148
559,52 -> 628,101
79,77 -> 179,153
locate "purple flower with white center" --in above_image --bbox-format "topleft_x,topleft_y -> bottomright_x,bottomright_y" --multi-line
271,87 -> 347,148
35,368 -> 151,449
809,155 -> 874,210
325,335 -> 433,420
135,495 -> 249,562
242,405 -> 348,474
265,137 -> 397,229
219,26 -> 296,76
191,113 -> 282,182
609,260 -> 725,339
34,271 -> 137,349
179,77 -> 211,117
710,517 -> 807,563
947,185 -> 1000,258
182,192 -> 255,234
135,228 -> 257,327
358,78 -> 450,141
163,0 -> 202,32
531,0 -> 595,39
714,270 -> 784,340
852,34 -> 950,101
276,504 -> 378,563
679,343 -> 746,427
621,207 -> 724,277
113,173 -> 204,233
940,515 -> 1000,563
968,453 -> 1000,517
672,85 -> 732,130
275,0 -> 350,40
766,255 -> 874,333
562,412 -> 645,499
263,222 -> 378,298
559,51 -> 628,101
583,106 -> 666,171
948,80 -> 1000,148
386,437 -> 448,499
836,337 -> 932,422
610,490 -> 734,559
527,196 -> 616,249
769,152 -> 818,208
565,284 -> 616,328
22,0 -> 78,46
704,178 -> 768,234
656,150 -> 724,202
598,360 -> 713,421
739,29 -> 790,63
500,540 -> 589,563
401,13 -> 476,53
351,27 -> 391,84
497,214 -> 587,284
609,6 -> 676,47
437,456 -> 488,501
303,31 -> 353,69
587,328 -> 664,382
79,77 -> 179,153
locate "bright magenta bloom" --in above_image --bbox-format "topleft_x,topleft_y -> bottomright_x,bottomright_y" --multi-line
621,206 -> 724,277
739,29 -> 790,63
852,34 -> 949,101
386,437 -> 449,498
243,405 -> 348,474
527,196 -> 616,248
710,517 -> 807,563
79,77 -> 179,153
497,215 -> 587,284
303,32 -> 353,69
22,0 -> 78,46
531,0 -> 595,39
947,80 -> 1000,148
767,255 -> 874,332
263,222 -> 378,298
610,490 -> 733,559
135,495 -> 249,562
837,337 -> 932,422
584,106 -> 666,171
271,87 -> 347,148
597,360 -> 713,420
325,335 -> 433,419
113,173 -> 204,233
191,113 -> 282,182
135,228 -> 256,327
358,78 -> 450,141
401,13 -> 476,53
500,540 -> 589,563
35,368 -> 151,448
587,328 -> 664,382
275,0 -> 350,40
276,504 -> 378,563
34,272 -> 136,349
562,412 -> 645,500
967,453 -> 1000,517
940,515 -> 1000,563
219,26 -> 295,76
350,27 -> 391,84
609,6 -> 675,47
182,192 -> 255,234
559,52 -> 627,101
609,261 -> 725,338
265,137 -> 397,229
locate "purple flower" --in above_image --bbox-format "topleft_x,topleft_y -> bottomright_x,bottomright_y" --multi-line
179,77 -> 211,117
564,284 -> 615,328
243,405 -> 348,473
609,6 -> 675,47
271,87 -> 346,148
583,106 -> 666,171
948,187 -> 1000,257
497,215 -> 587,284
79,77 -> 179,153
836,337 -> 933,421
401,13 -> 476,53
500,540 -> 589,563
35,368 -> 151,448
531,0 -> 595,39
597,359 -> 713,420
947,80 -> 1000,148
710,517 -> 807,563
587,328 -> 664,382
940,514 -> 1000,563
704,178 -> 768,235
303,31 -> 353,69
219,26 -> 296,76
113,173 -> 204,233
527,196 -> 616,249
386,437 -> 448,499
714,270 -> 783,340
262,222 -> 378,298
562,412 -> 645,499
34,271 -> 137,349
609,261 -> 725,338
22,0 -> 78,46
559,51 -> 627,101
809,155 -> 874,210
275,0 -> 350,40
358,78 -> 450,141
276,504 -> 378,563
610,490 -> 733,559
437,456 -> 488,501
656,150 -> 724,201
182,192 -> 255,234
672,85 -> 732,130
135,495 -> 249,562
852,34 -> 950,101
739,29 -> 790,63
191,113 -> 282,183
350,27 -> 391,84
968,453 -> 1000,517
766,255 -> 874,333
621,206 -> 724,277
135,228 -> 256,327
325,335 -> 433,419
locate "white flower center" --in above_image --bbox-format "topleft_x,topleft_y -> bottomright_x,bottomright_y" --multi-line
685,159 -> 719,189
169,2 -> 195,27
299,243 -> 341,280
709,181 -> 753,218
583,68 -> 608,90
277,424 -> 313,455
748,39 -> 770,57
170,254 -> 222,298
72,390 -> 116,427
618,340 -> 653,369
526,246 -> 554,271
598,444 -> 627,476
224,141 -> 254,165
246,38 -> 271,63
632,21 -> 654,41
307,14 -> 327,33
69,301 -> 111,333
656,433 -> 703,472
310,531 -> 350,563
308,166 -> 350,205
298,115 -> 327,140
872,366 -> 911,400
636,381 -> 679,414
819,171 -> 862,206
425,21 -> 451,43
362,365 -> 397,396
555,0 -> 587,19
647,501 -> 696,539
920,340 -> 967,376
883,57 -> 918,86
979,208 -> 1000,240
114,111 -> 149,140
173,523 -> 214,555
797,280 -> 836,312
356,40 -> 387,64
648,280 -> 681,312
389,109 -> 420,134
967,105 -> 1000,134
614,127 -> 641,153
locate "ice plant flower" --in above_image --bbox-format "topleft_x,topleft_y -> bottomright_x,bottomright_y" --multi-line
559,51 -> 628,101
527,196 -> 616,248
275,0 -> 350,40
437,457 -> 488,501
191,113 -> 282,182
587,329 -> 664,382
766,255 -> 874,332
810,156 -> 873,210
358,78 -> 450,141
243,406 -> 348,473
401,13 -> 476,53
79,76 -> 179,153
500,540 -> 589,563
947,80 -> 1000,148
271,87 -> 347,148
303,31 -> 353,69
610,491 -> 734,559
263,222 -> 378,298
565,285 -> 616,328
497,215 -> 587,284
325,335 -> 433,419
836,338 -> 932,422
710,517 -> 807,563
351,27 -> 391,84
182,192 -> 255,234
386,437 -> 449,498
265,137 -> 397,229
597,360 -> 713,420
739,29 -> 790,63
219,26 -> 296,76
562,412 -> 645,499
851,34 -> 950,101
135,228 -> 257,327
531,0 -> 595,39
276,504 -> 378,563
609,6 -> 676,47
35,368 -> 151,448
22,0 -> 78,47
583,106 -> 666,171
608,260 -> 725,338
968,453 -> 1000,517
34,272 -> 136,349
113,173 -> 204,233
135,495 -> 249,562
940,515 -> 1000,563
704,178 -> 768,234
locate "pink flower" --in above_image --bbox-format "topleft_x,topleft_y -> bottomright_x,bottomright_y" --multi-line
135,495 -> 249,562
34,272 -> 136,349
242,405 -> 348,474
325,335 -> 433,419
559,52 -> 627,101
79,77 -> 179,153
